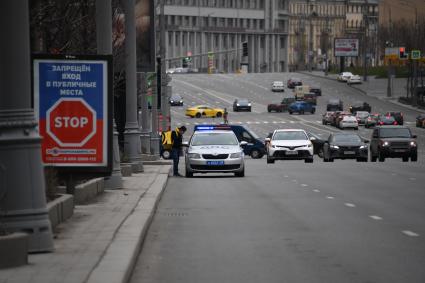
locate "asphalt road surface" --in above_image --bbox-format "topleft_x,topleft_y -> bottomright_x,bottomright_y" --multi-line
129,73 -> 425,283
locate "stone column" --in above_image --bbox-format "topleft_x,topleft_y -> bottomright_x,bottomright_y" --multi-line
123,0 -> 143,171
96,0 -> 123,189
0,0 -> 54,252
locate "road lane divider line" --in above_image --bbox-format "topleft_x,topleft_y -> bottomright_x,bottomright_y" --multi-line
345,203 -> 356,208
313,189 -> 320,192
326,196 -> 334,199
402,230 -> 420,237
369,215 -> 383,221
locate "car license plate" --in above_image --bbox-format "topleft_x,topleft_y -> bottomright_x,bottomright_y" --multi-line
285,151 -> 298,155
344,151 -> 355,155
394,149 -> 406,152
206,161 -> 224,166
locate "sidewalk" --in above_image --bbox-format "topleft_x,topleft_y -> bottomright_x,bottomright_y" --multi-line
0,164 -> 172,283
299,71 -> 425,113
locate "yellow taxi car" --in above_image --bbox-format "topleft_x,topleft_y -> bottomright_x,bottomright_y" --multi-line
185,105 -> 224,118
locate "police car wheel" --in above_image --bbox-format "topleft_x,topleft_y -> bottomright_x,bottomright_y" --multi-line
235,169 -> 244,177
250,150 -> 260,159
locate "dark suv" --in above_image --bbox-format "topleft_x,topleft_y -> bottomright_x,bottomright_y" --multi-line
370,126 -> 417,162
385,111 -> 404,125
326,99 -> 343,111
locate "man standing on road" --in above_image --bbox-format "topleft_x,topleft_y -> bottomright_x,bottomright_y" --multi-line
171,126 -> 187,177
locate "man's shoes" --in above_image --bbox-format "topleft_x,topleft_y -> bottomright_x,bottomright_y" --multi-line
173,173 -> 183,177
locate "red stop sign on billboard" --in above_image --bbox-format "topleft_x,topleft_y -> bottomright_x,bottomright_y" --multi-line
46,98 -> 96,147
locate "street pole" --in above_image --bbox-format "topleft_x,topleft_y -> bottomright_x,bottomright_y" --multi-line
0,0 -> 54,252
123,0 -> 143,171
151,68 -> 160,155
139,73 -> 151,154
363,1 -> 369,82
308,14 -> 313,72
96,0 -> 123,189
159,0 -> 169,133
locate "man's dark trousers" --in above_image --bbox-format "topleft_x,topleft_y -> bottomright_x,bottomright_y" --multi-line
171,148 -> 180,175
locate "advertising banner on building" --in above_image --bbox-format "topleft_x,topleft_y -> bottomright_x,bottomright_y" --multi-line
33,55 -> 113,174
334,38 -> 359,57
136,0 -> 155,72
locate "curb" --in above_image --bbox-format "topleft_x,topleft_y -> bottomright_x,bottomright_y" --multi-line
85,166 -> 172,283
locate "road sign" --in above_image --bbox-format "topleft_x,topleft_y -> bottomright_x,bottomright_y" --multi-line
46,98 -> 96,147
411,50 -> 421,60
334,38 -> 359,57
33,55 -> 112,172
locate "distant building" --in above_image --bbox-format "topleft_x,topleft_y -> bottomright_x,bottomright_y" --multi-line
160,0 -> 290,73
288,0 -> 379,70
288,0 -> 346,71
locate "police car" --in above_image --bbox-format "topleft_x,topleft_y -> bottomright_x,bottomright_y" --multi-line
184,125 -> 246,177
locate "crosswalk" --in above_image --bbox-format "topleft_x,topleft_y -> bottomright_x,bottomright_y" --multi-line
174,120 -> 416,126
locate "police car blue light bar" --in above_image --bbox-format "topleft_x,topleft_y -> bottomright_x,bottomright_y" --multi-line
194,124 -> 231,131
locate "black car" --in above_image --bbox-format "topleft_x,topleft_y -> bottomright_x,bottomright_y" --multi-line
326,99 -> 343,111
287,77 -> 302,89
370,126 -> 417,162
323,133 -> 369,162
169,94 -> 183,106
233,98 -> 252,112
385,111 -> 404,125
376,115 -> 398,126
416,114 -> 425,128
307,132 -> 326,157
349,101 -> 371,114
310,85 -> 322,96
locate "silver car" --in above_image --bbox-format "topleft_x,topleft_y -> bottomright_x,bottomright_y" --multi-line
185,130 -> 246,177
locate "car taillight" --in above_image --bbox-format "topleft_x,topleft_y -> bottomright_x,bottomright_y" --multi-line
393,121 -> 398,125
378,122 -> 383,125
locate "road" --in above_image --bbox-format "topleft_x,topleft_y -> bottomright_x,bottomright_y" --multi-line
129,73 -> 425,283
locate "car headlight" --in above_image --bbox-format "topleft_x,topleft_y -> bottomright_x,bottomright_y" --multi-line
382,141 -> 389,146
187,153 -> 201,159
230,152 -> 242,158
360,145 -> 367,149
331,145 -> 339,149
170,100 -> 174,103
410,141 -> 417,147
237,104 -> 240,106
248,103 -> 251,106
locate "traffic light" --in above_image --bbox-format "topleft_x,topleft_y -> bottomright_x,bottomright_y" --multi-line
399,47 -> 408,60
242,42 -> 248,57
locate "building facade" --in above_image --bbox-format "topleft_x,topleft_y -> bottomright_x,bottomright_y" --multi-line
288,0 -> 379,71
161,0 -> 290,73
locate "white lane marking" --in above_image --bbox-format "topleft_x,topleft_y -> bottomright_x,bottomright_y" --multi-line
263,121 -> 269,124
247,121 -> 252,124
402,230 -> 420,237
313,189 -> 320,192
345,203 -> 356,208
292,179 -> 298,183
284,175 -> 289,178
369,215 -> 383,221
409,177 -> 416,181
273,121 -> 278,124
326,196 -> 334,199
185,123 -> 190,125
301,184 -> 308,187
290,121 -> 295,124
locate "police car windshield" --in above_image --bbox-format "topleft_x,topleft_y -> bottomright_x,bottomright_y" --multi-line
273,131 -> 307,140
191,132 -> 239,146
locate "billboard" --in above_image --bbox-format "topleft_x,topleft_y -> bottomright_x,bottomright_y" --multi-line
33,55 -> 113,174
136,0 -> 155,72
334,38 -> 359,57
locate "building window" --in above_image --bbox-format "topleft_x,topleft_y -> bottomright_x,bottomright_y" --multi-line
215,35 -> 219,47
278,0 -> 286,10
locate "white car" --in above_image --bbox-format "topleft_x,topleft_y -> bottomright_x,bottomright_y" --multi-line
271,81 -> 285,92
339,115 -> 359,130
347,75 -> 362,85
337,72 -> 353,82
265,129 -> 314,164
185,128 -> 246,177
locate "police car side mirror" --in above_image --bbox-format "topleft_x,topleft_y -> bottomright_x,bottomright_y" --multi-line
182,141 -> 189,147
240,141 -> 248,147
309,136 -> 316,141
